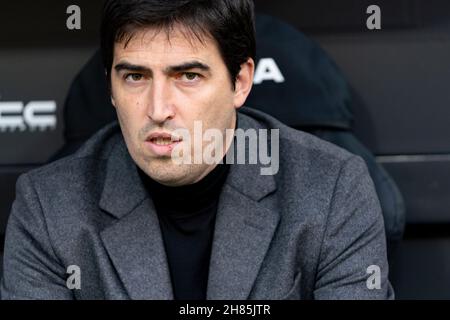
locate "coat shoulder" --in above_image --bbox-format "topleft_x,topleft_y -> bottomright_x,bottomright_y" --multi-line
24,122 -> 122,183
239,107 -> 356,167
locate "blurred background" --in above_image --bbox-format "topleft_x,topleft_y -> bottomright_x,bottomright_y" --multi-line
0,0 -> 449,299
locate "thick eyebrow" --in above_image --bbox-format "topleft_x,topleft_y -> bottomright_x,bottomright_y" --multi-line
114,62 -> 152,75
113,60 -> 211,76
164,61 -> 211,74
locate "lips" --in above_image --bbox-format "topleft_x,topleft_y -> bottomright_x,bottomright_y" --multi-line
151,137 -> 173,146
145,132 -> 183,156
146,132 -> 182,143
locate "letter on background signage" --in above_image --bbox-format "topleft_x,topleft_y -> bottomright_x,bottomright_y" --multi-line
254,58 -> 285,84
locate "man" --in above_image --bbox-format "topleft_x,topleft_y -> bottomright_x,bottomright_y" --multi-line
1,0 -> 393,299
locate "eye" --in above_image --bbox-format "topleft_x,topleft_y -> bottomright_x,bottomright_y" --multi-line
181,72 -> 201,82
125,73 -> 144,82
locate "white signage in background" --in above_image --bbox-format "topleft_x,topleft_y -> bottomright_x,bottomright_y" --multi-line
0,101 -> 57,132
253,58 -> 285,85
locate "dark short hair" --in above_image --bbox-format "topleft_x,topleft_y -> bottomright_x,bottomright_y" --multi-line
101,0 -> 255,89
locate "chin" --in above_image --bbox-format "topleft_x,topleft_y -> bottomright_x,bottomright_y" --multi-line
146,163 -> 190,186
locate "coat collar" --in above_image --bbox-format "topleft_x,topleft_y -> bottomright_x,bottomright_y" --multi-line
99,110 -> 279,299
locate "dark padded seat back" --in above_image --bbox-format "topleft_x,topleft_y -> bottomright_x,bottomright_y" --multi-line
246,14 -> 405,241
52,14 -> 405,241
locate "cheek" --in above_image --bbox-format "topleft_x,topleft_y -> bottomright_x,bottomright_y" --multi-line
206,86 -> 235,124
113,94 -> 148,148
211,92 -> 236,131
185,80 -> 234,115
113,85 -> 148,122
112,75 -> 144,108
115,98 -> 141,132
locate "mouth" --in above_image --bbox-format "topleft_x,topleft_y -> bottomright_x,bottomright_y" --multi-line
145,132 -> 183,156
146,132 -> 182,144
149,137 -> 180,146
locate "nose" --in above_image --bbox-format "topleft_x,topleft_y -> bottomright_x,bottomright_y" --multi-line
146,77 -> 176,124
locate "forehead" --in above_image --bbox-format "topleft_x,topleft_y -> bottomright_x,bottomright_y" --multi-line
113,25 -> 222,64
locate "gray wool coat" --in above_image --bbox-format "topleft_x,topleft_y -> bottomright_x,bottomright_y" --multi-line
1,107 -> 394,300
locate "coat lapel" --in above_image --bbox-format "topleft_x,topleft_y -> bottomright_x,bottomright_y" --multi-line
206,112 -> 280,299
99,136 -> 173,299
97,110 -> 280,300
206,182 -> 279,300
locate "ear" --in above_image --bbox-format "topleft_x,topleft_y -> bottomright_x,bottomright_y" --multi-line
233,57 -> 255,110
110,94 -> 116,108
106,68 -> 116,108
110,86 -> 116,108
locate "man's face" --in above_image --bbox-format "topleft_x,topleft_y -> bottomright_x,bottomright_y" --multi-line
110,25 -> 254,186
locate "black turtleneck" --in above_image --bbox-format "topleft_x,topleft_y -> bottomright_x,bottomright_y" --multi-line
138,162 -> 230,300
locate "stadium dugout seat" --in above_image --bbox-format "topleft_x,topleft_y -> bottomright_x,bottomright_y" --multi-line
255,0 -> 450,299
2,0 -> 449,298
50,14 -> 406,246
